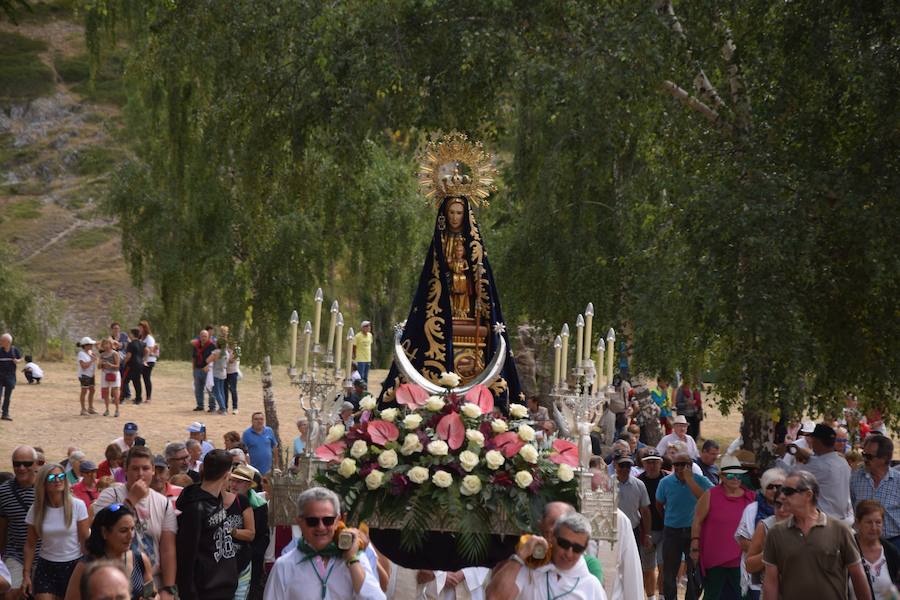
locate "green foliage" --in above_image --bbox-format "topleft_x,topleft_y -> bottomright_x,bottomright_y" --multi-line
54,52 -> 90,83
80,0 -> 900,424
0,31 -> 55,106
70,51 -> 125,105
66,225 -> 114,249
72,145 -> 119,176
8,198 -> 42,219
0,243 -> 62,358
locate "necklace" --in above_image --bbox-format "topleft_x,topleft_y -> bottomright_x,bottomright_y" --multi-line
545,572 -> 580,600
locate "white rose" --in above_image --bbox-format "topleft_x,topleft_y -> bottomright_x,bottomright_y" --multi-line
509,404 -> 528,419
515,471 -> 534,489
432,470 -> 453,488
325,424 -> 345,443
557,464 -> 575,482
461,403 -> 482,419
459,450 -> 479,472
377,449 -> 399,469
408,466 -> 429,484
460,475 -> 483,496
400,433 -> 423,456
403,414 -> 423,430
338,458 -> 357,478
380,408 -> 399,422
427,440 -> 449,456
350,440 -> 369,459
365,470 -> 385,490
518,444 -> 538,464
466,429 -> 485,446
485,450 -> 505,470
359,395 -> 377,411
425,396 -> 445,411
517,424 -> 536,442
491,419 -> 508,433
438,372 -> 461,388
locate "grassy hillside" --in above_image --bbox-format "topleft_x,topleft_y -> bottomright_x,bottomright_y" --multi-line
0,1 -> 143,356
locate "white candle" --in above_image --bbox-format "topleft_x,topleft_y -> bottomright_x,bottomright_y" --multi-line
575,314 -> 584,373
606,328 -> 616,384
553,335 -> 562,388
596,338 -> 606,388
289,310 -> 299,369
583,303 -> 594,364
312,288 -> 324,349
334,313 -> 344,375
345,327 -> 355,378
302,321 -> 312,374
326,300 -> 339,354
560,324 -> 570,383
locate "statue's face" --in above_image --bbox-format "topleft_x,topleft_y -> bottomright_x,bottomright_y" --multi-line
446,200 -> 464,232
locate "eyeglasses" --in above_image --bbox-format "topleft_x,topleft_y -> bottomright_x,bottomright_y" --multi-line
12,461 -> 34,468
172,454 -> 190,462
303,516 -> 337,528
779,486 -> 808,496
835,438 -> 848,443
766,484 -> 783,491
46,473 -> 66,483
673,462 -> 691,467
555,536 -> 587,554
723,473 -> 743,480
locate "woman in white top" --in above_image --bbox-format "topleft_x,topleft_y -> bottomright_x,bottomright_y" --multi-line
853,500 -> 900,600
211,338 -> 229,414
139,320 -> 158,404
22,464 -> 90,599
76,338 -> 98,416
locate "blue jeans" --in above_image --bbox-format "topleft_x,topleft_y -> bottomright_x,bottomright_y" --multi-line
192,368 -> 206,409
358,362 -> 370,382
225,372 -> 239,409
213,377 -> 227,411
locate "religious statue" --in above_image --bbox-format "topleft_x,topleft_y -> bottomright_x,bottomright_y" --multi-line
378,132 -> 522,409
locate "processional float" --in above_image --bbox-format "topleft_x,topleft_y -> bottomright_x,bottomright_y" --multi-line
269,132 -> 617,570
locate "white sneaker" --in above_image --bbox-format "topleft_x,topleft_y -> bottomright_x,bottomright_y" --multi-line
232,410 -> 238,415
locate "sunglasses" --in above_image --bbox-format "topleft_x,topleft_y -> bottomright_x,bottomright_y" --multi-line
779,486 -> 808,496
723,473 -> 743,480
46,473 -> 66,483
766,483 -> 783,491
106,503 -> 129,513
673,462 -> 691,467
12,461 -> 34,468
555,536 -> 587,554
835,438 -> 848,443
303,516 -> 337,528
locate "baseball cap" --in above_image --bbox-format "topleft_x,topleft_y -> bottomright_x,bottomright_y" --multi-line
361,320 -> 371,327
810,423 -> 837,442
124,422 -> 138,434
79,460 -> 97,472
152,455 -> 167,468
79,337 -> 97,346
799,421 -> 816,435
614,452 -> 634,466
187,421 -> 204,433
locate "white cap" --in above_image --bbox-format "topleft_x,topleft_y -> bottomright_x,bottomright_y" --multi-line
799,421 -> 816,434
79,337 -> 97,346
361,320 -> 371,328
187,421 -> 204,433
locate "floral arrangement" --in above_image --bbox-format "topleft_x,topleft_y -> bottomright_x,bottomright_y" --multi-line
315,372 -> 580,561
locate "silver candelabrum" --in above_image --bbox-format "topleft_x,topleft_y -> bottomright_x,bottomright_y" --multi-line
288,340 -> 347,456
551,356 -> 618,546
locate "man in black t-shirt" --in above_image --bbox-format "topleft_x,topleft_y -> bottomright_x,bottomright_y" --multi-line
0,333 -> 22,420
123,327 -> 146,404
637,448 -> 667,600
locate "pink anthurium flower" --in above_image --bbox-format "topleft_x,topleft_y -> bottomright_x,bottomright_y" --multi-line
493,431 -> 525,458
315,441 -> 347,463
549,439 -> 579,466
368,420 -> 400,446
465,384 -> 494,414
395,383 -> 430,409
436,412 -> 465,450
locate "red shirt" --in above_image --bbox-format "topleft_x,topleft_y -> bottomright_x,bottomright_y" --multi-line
71,481 -> 100,508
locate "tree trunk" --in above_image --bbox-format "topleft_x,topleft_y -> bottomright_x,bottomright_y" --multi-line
261,356 -> 284,471
739,393 -> 777,469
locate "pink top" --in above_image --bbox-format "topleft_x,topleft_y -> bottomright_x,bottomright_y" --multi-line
700,485 -> 754,571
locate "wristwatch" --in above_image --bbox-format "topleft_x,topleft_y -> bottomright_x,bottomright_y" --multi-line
161,585 -> 178,596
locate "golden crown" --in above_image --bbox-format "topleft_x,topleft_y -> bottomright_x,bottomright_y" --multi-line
417,131 -> 497,207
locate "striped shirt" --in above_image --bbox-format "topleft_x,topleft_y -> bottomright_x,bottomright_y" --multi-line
0,479 -> 35,562
850,467 -> 900,538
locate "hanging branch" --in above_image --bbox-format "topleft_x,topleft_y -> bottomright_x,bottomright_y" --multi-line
660,80 -> 733,133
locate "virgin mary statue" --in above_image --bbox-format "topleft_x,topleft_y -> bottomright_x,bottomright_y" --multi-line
379,132 -> 521,411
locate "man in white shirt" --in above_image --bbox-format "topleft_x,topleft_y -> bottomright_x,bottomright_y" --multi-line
655,416 -> 698,459
93,445 -> 178,599
485,512 -> 607,600
264,487 -> 384,600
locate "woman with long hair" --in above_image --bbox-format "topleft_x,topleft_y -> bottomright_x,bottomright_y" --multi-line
22,464 -> 90,599
63,504 -> 155,600
138,321 -> 158,405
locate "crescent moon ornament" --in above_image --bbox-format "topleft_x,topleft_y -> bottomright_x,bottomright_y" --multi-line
393,322 -> 506,396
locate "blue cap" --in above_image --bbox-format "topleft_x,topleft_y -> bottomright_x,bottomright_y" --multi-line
124,422 -> 138,434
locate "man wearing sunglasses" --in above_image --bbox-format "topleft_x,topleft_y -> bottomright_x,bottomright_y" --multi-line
655,451 -> 713,600
762,470 -> 869,600
850,434 -> 900,550
264,486 -> 385,599
0,445 -> 37,600
486,512 -> 606,599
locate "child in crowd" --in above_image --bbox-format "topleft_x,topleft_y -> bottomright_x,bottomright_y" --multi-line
23,355 -> 43,383
76,337 -> 98,416
98,337 -> 121,417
